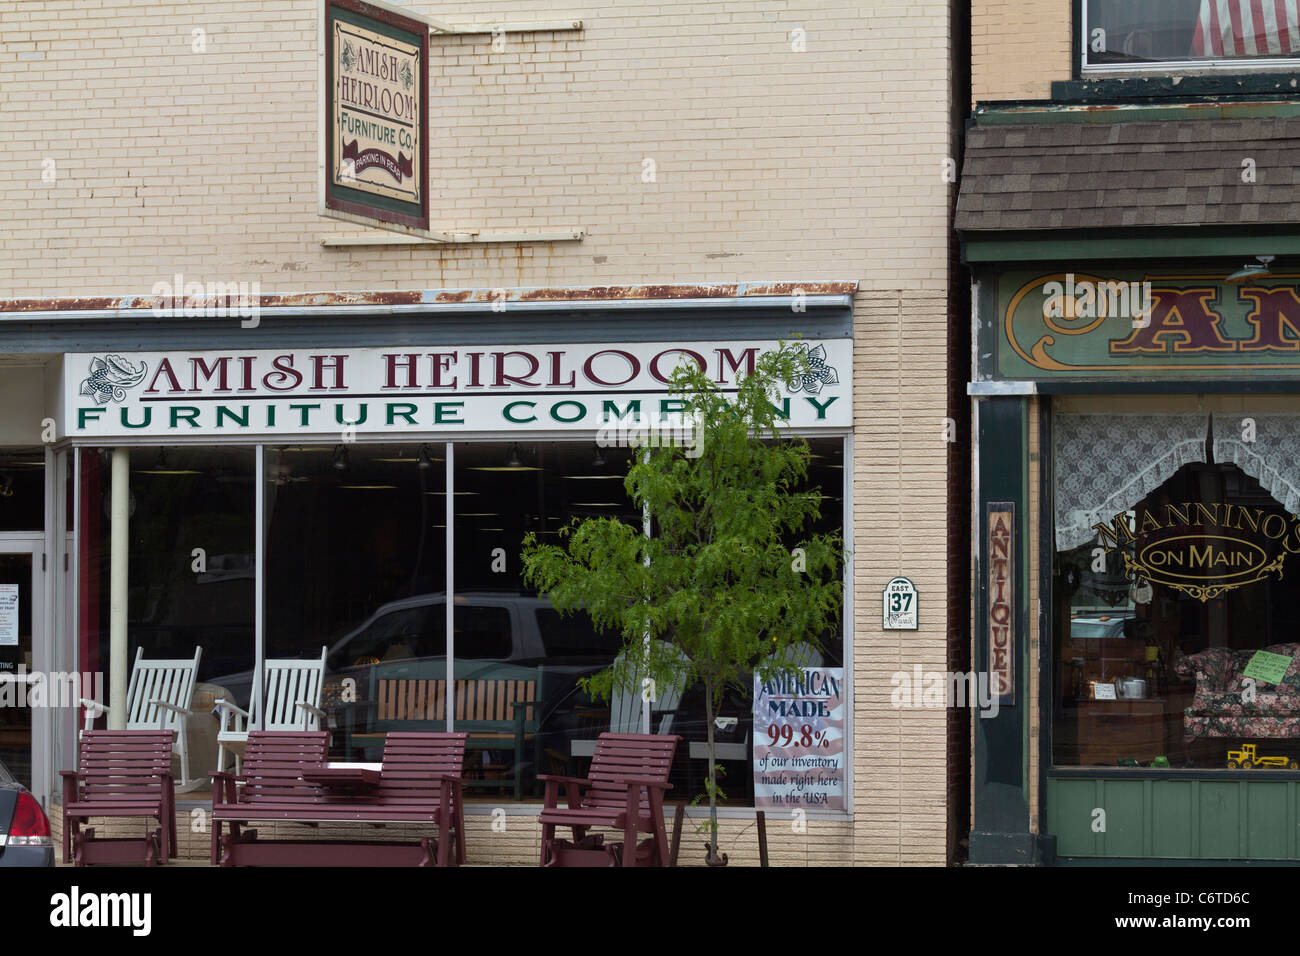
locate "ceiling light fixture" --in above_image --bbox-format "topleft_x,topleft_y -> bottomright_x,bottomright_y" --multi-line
418,444 -> 435,471
332,445 -> 350,472
136,447 -> 202,476
1226,255 -> 1276,283
467,443 -> 543,472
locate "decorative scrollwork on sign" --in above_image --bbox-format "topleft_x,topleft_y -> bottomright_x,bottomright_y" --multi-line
78,355 -> 148,405
1118,530 -> 1290,604
783,343 -> 839,395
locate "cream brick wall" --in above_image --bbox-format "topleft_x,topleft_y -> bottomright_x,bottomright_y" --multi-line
0,0 -> 951,295
8,0 -> 955,866
50,805 -> 856,866
852,289 -> 950,864
971,0 -> 1071,102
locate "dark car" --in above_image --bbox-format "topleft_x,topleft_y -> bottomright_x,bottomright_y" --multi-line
0,758 -> 53,867
206,592 -> 623,748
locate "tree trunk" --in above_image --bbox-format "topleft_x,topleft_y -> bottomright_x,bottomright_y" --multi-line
705,677 -> 719,865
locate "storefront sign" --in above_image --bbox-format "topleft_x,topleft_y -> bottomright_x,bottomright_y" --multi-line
753,667 -> 845,810
62,340 -> 852,439
882,576 -> 918,630
994,271 -> 1300,380
1093,501 -> 1298,603
987,503 -> 1014,704
322,0 -> 430,234
0,585 -> 17,646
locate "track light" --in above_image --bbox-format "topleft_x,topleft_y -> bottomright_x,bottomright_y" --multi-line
418,444 -> 434,471
332,445 -> 350,472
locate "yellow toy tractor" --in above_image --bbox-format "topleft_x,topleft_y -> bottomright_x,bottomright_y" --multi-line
1226,744 -> 1299,770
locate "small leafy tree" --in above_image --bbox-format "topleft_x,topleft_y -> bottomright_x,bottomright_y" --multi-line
521,345 -> 844,865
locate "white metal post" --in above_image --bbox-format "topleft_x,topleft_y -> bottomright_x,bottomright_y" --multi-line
445,442 -> 454,731
254,445 -> 265,730
642,450 -> 651,734
108,448 -> 129,730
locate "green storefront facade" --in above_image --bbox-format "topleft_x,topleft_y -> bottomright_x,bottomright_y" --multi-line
958,99 -> 1300,864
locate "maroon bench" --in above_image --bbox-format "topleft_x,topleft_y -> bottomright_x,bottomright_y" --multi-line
212,730 -> 467,866
538,733 -> 680,867
60,730 -> 177,866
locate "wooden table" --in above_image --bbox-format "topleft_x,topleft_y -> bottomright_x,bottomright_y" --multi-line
1076,698 -> 1167,766
301,766 -> 381,790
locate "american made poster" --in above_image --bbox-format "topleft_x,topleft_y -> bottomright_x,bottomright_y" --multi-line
753,667 -> 845,810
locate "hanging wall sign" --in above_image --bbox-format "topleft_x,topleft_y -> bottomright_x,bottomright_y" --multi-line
987,503 -> 1014,705
0,585 -> 18,647
62,340 -> 852,439
882,576 -> 918,630
322,0 -> 430,234
753,667 -> 845,810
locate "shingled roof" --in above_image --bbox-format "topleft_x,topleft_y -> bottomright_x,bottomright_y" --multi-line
955,116 -> 1300,232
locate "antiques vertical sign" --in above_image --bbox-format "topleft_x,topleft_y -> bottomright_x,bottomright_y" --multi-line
987,503 -> 1015,704
322,0 -> 430,234
753,668 -> 845,810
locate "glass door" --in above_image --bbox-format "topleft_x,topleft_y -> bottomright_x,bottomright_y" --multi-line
0,548 -> 37,790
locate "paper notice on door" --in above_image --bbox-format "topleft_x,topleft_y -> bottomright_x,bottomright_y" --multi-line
0,585 -> 17,646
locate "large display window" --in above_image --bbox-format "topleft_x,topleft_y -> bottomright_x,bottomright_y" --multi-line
78,446 -> 257,793
1052,403 -> 1300,770
75,436 -> 846,805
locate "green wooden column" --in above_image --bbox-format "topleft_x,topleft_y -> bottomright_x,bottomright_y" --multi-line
969,395 -> 1050,863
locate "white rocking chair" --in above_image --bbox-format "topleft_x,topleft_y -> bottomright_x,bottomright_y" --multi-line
79,646 -> 204,793
213,647 -> 328,775
570,640 -> 689,757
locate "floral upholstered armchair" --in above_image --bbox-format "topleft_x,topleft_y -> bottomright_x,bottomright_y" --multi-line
1175,643 -> 1300,738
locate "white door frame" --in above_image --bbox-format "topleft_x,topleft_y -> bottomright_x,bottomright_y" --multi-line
0,533 -> 45,802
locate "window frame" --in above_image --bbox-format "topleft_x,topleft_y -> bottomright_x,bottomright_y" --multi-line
1079,0 -> 1300,76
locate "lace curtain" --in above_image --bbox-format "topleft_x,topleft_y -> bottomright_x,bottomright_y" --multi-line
1214,414 -> 1300,518
1053,414 -> 1209,552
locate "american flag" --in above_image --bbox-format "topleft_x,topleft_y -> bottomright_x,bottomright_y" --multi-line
1193,0 -> 1300,56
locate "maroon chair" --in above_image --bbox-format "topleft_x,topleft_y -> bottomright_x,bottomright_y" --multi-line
538,733 -> 680,867
60,730 -> 177,866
